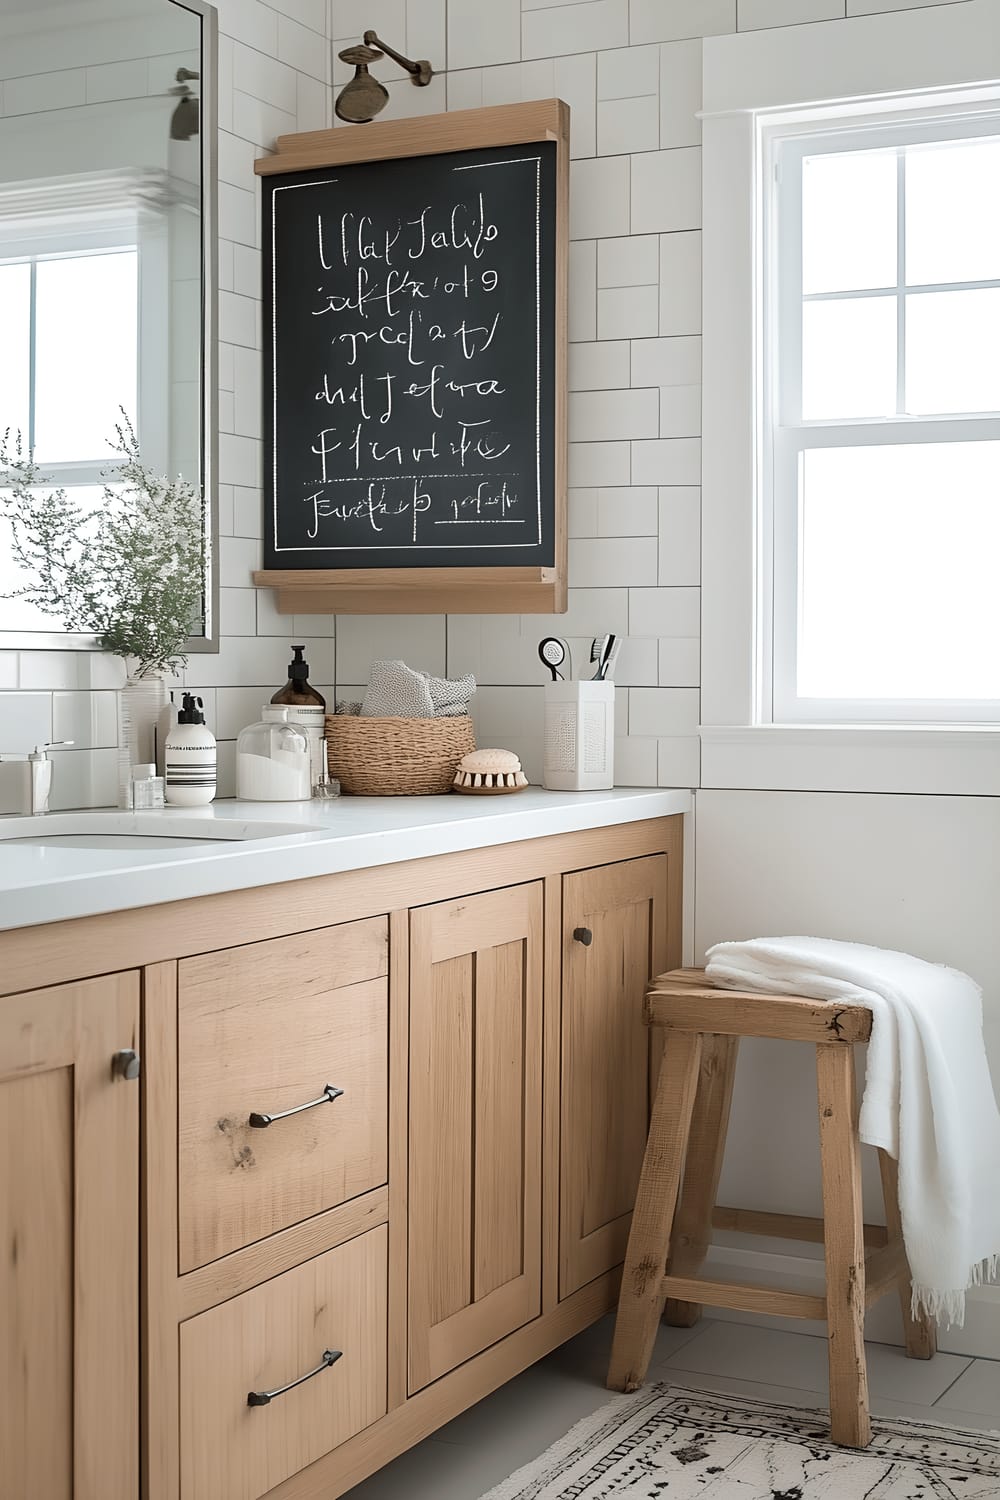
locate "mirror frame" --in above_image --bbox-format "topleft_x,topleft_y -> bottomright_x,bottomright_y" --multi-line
1,0 -> 220,655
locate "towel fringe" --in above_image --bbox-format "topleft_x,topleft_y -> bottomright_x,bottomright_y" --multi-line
911,1254 -> 1000,1329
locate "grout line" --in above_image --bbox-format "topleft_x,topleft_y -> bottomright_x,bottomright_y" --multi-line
930,1358 -> 977,1406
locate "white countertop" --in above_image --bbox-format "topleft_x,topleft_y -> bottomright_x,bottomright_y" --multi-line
0,787 -> 691,932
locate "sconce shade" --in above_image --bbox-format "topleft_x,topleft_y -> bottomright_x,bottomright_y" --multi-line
336,45 -> 390,123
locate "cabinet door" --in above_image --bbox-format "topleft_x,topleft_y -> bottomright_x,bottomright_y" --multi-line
408,883 -> 543,1393
561,856 -> 668,1298
0,972 -> 139,1500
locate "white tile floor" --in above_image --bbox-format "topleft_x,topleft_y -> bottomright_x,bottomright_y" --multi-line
344,1316 -> 1000,1499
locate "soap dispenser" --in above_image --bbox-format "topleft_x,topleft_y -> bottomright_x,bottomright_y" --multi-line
164,694 -> 216,806
27,740 -> 74,815
271,645 -> 327,787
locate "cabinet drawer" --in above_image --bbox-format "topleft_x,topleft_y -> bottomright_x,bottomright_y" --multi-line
178,918 -> 389,1271
180,1226 -> 387,1500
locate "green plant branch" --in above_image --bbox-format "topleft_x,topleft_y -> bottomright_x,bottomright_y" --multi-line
1,414 -> 207,677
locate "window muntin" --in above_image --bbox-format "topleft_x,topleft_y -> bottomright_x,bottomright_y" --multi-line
0,246 -> 138,634
3,246 -> 138,471
767,115 -> 1000,723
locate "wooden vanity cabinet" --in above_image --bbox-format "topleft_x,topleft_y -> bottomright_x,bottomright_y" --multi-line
0,812 -> 682,1500
559,856 -> 669,1299
407,883 -> 544,1392
0,972 -> 140,1500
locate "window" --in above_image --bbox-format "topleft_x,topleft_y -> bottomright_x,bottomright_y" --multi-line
764,116 -> 1000,724
0,245 -> 138,632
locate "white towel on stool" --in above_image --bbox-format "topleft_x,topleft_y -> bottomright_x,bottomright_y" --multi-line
705,936 -> 1000,1327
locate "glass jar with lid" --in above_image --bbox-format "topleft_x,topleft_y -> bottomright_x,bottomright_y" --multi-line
236,706 -> 311,801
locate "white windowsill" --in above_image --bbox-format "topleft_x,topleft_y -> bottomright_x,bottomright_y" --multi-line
701,724 -> 1000,796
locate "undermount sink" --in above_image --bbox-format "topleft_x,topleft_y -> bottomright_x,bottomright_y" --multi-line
0,811 -> 324,850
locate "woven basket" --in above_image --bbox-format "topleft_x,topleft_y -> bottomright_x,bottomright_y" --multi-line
326,714 -> 476,796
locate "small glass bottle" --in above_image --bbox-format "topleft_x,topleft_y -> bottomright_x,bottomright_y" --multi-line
130,763 -> 166,809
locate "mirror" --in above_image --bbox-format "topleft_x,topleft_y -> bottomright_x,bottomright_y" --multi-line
0,0 -> 217,651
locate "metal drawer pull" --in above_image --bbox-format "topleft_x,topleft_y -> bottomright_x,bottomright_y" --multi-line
248,1082 -> 344,1129
573,927 -> 593,946
247,1348 -> 342,1407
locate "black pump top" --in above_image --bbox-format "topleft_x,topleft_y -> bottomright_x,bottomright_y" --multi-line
289,644 -> 309,679
178,693 -> 205,724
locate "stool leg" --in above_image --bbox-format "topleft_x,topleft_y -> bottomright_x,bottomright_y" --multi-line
663,1034 -> 739,1327
608,1030 -> 703,1393
877,1149 -> 936,1360
816,1042 -> 871,1448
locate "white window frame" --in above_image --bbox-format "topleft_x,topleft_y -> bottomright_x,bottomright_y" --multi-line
700,0 -> 1000,794
766,110 -> 1000,726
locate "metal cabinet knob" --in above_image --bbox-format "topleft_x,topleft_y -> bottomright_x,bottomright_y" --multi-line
112,1049 -> 141,1081
573,927 -> 593,946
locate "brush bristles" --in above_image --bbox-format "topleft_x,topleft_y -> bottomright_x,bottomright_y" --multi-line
453,769 -> 528,789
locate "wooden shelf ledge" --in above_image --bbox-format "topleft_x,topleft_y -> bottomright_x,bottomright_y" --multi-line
252,567 -> 566,616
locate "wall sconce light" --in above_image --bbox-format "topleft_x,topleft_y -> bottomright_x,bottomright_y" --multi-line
335,30 -> 433,124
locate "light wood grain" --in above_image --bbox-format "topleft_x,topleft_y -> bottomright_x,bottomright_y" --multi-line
0,818 -> 682,998
265,1269 -> 620,1500
863,1241 -> 909,1309
659,1275 -> 828,1322
816,1043 -> 871,1448
408,884 -> 543,1392
178,1188 -> 388,1319
387,910 -> 410,1410
878,1149 -> 936,1359
1,973 -> 139,1500
4,819 -> 685,1500
177,919 -> 388,1270
607,1031 -> 702,1392
663,1034 -> 739,1326
647,972 -> 872,1044
180,1227 -> 388,1500
542,874 -> 562,1314
475,941 -> 527,1299
143,962 -> 181,1500
711,1204 -> 888,1249
561,855 -> 668,1298
264,580 -> 566,616
258,99 -> 567,175
1,1068 -> 73,1498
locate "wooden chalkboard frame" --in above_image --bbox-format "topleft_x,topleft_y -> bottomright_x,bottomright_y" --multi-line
253,100 -> 569,616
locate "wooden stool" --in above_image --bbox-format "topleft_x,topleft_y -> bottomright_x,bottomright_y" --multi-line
607,967 -> 936,1448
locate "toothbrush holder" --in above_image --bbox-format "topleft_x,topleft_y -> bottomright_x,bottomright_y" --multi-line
543,679 -> 615,791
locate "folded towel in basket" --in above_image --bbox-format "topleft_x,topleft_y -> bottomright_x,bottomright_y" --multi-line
705,936 -> 1000,1326
360,660 -> 476,719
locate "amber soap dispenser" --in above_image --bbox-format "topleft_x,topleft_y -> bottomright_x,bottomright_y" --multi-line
271,645 -> 327,787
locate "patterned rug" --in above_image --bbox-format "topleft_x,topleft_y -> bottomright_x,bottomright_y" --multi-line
478,1384 -> 1000,1498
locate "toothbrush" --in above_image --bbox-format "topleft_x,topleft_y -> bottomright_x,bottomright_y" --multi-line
589,634 -> 610,677
592,634 -> 618,680
600,637 -> 622,680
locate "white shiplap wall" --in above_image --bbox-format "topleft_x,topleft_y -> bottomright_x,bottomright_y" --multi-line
0,0 -> 970,804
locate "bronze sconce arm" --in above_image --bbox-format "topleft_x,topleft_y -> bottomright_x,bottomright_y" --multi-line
335,31 -> 434,123
363,31 -> 433,87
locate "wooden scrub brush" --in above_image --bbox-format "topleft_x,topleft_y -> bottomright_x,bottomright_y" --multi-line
453,748 -> 528,795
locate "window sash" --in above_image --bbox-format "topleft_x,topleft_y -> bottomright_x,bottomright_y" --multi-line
764,108 -> 1000,725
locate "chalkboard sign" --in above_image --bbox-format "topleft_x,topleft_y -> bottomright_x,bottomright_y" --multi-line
254,101 -> 568,615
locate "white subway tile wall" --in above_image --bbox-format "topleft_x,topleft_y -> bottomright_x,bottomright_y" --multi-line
1,0 -> 968,799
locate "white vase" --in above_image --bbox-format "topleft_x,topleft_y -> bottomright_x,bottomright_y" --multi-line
117,674 -> 168,807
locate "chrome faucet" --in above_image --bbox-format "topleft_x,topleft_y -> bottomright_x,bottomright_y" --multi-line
0,741 -> 74,816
